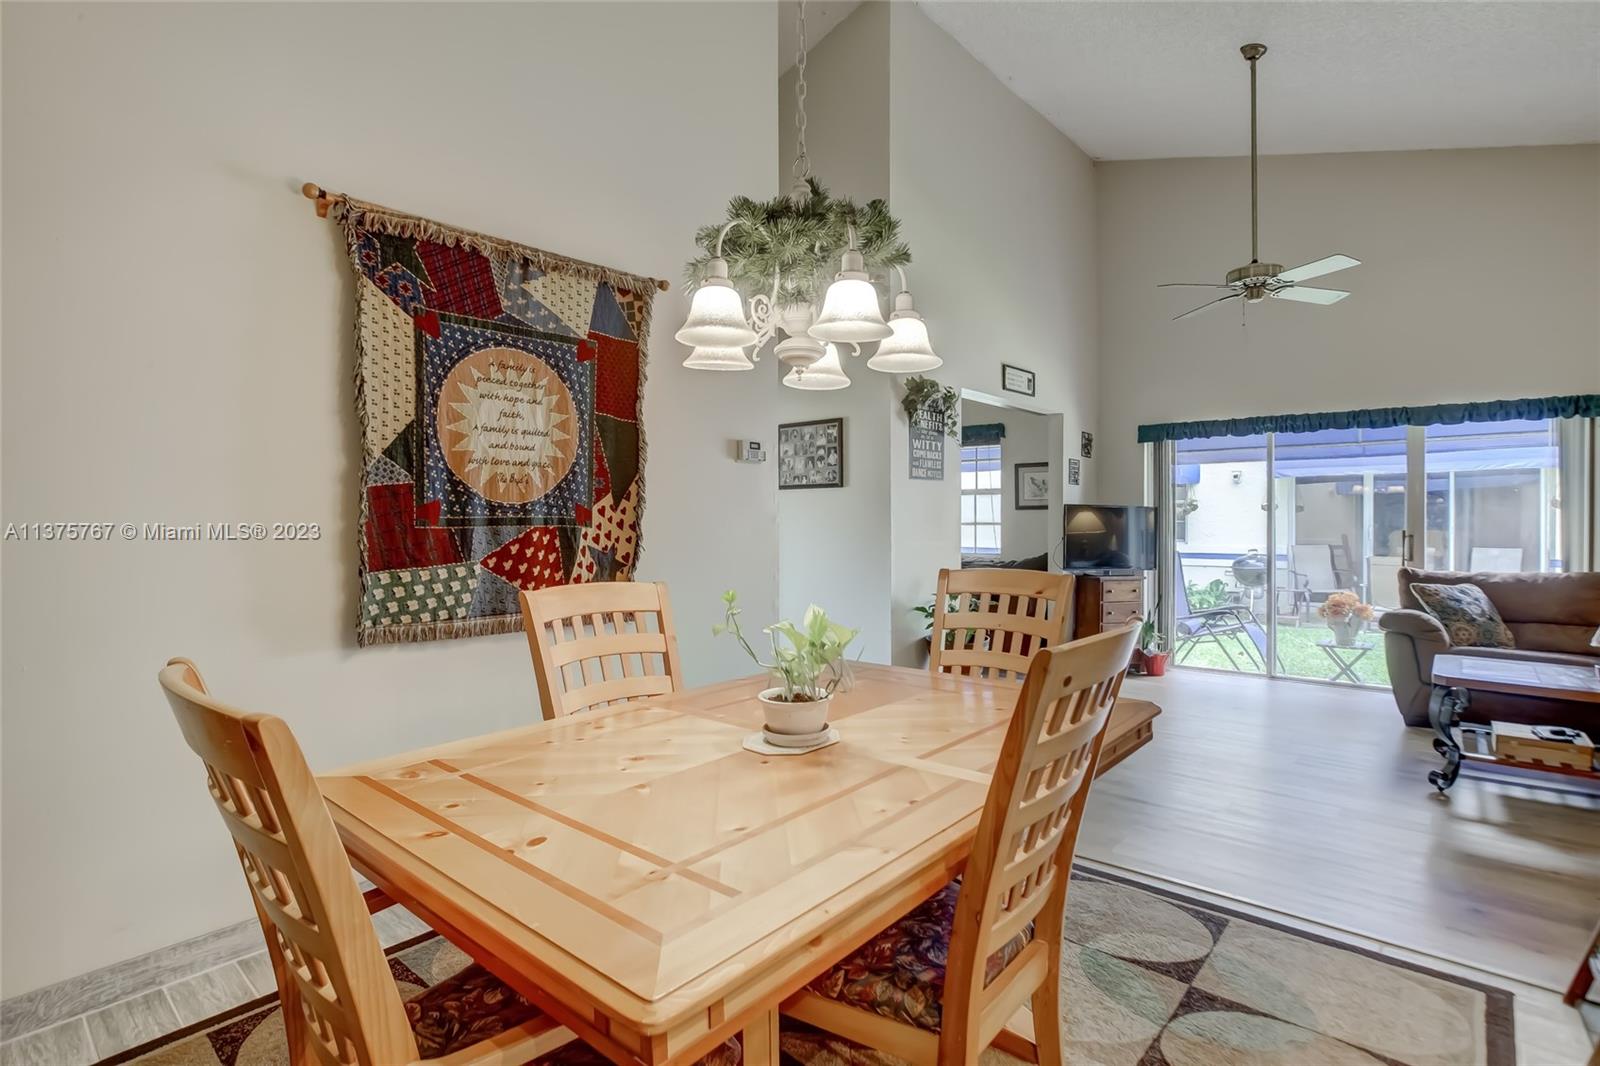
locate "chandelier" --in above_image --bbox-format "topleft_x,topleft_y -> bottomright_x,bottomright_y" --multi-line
676,2 -> 939,389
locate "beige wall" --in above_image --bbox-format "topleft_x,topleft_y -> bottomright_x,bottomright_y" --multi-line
887,2 -> 1100,665
0,1 -> 778,996
1096,145 -> 1600,501
775,3 -> 895,660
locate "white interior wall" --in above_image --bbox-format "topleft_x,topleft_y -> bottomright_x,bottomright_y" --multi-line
775,3 -> 894,661
886,2 -> 1100,665
0,1 -> 778,997
1096,145 -> 1600,503
962,400 -> 1053,560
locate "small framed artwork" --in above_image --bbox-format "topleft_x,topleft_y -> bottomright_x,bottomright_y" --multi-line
778,417 -> 845,489
1001,363 -> 1035,397
1068,458 -> 1081,486
1080,431 -> 1094,459
1015,462 -> 1049,510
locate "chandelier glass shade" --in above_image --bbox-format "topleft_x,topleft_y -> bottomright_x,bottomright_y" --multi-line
866,284 -> 940,372
782,343 -> 850,391
867,316 -> 939,373
673,271 -> 757,349
682,344 -> 755,371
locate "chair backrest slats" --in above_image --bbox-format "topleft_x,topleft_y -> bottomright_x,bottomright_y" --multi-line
520,582 -> 683,719
929,568 -> 1076,682
938,626 -> 1139,1060
161,660 -> 417,1066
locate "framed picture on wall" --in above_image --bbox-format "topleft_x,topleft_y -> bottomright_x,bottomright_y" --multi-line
1015,462 -> 1049,510
1080,431 -> 1095,458
1068,458 -> 1081,486
778,417 -> 845,489
1001,363 -> 1035,397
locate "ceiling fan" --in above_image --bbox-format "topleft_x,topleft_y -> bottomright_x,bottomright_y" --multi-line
1161,43 -> 1360,321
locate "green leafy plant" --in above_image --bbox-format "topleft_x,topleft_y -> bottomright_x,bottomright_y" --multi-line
1137,615 -> 1164,654
1185,579 -> 1232,610
911,593 -> 961,633
713,591 -> 860,702
900,376 -> 960,439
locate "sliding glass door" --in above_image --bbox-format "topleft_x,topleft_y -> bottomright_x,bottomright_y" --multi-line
1420,419 -> 1564,574
1161,414 -> 1590,687
1269,428 -> 1406,684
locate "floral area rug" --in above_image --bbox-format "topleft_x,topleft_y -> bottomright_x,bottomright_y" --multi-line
103,870 -> 1511,1066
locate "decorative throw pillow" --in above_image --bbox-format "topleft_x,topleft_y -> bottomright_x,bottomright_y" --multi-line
1410,583 -> 1516,649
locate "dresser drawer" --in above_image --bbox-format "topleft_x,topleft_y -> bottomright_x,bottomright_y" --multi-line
1102,602 -> 1143,627
1100,578 -> 1144,604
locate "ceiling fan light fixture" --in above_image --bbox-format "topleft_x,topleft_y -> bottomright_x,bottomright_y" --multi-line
1160,42 -> 1362,322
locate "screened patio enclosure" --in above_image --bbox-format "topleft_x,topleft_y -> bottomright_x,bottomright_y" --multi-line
1148,398 -> 1595,688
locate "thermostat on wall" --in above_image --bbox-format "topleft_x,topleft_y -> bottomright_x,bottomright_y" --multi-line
734,440 -> 766,463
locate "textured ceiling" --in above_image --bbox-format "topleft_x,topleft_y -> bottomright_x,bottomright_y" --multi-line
920,1 -> 1600,160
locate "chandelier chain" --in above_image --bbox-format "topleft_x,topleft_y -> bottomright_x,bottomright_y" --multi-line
792,0 -> 810,184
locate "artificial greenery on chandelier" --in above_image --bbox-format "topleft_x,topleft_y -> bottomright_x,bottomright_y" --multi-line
685,178 -> 910,307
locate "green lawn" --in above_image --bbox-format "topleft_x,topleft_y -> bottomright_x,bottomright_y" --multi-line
1174,621 -> 1390,686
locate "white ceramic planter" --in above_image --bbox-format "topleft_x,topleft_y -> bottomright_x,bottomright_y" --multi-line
758,687 -> 831,736
1327,615 -> 1364,647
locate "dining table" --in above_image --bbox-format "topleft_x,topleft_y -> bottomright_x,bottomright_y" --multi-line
317,662 -> 1159,1066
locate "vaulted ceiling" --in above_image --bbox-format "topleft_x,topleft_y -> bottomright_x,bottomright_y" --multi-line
916,1 -> 1600,160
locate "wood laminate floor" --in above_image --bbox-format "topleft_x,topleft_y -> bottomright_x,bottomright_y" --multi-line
1084,667 -> 1600,992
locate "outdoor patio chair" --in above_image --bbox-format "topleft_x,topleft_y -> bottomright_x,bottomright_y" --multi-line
1172,557 -> 1281,673
1290,544 -> 1345,607
1468,546 -> 1524,572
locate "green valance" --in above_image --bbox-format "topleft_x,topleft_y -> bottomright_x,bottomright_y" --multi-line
1137,393 -> 1600,444
962,423 -> 1007,446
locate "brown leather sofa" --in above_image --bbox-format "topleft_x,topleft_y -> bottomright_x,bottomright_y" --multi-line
1379,567 -> 1600,730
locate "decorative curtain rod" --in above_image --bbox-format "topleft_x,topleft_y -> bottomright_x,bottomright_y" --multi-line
298,183 -> 670,292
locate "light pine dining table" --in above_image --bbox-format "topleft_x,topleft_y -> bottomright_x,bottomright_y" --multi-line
318,663 -> 1159,1066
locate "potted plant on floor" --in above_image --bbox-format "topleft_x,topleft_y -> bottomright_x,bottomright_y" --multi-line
1134,615 -> 1169,676
714,591 -> 859,735
1317,591 -> 1375,647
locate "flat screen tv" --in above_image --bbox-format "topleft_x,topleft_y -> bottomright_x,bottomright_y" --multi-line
1061,504 -> 1157,573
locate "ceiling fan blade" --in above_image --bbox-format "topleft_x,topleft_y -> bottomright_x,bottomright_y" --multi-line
1270,286 -> 1349,305
1277,254 -> 1360,283
1158,282 -> 1233,289
1173,292 -> 1243,320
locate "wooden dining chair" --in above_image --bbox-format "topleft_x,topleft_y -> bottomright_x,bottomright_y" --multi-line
519,581 -> 684,720
157,658 -> 586,1066
929,568 -> 1076,681
784,625 -> 1140,1065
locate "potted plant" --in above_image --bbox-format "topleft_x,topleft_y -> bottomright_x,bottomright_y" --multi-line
899,376 -> 961,438
714,591 -> 859,735
1135,615 -> 1169,676
1317,591 -> 1375,647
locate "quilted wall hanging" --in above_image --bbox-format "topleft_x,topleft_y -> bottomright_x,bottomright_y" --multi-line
330,197 -> 661,645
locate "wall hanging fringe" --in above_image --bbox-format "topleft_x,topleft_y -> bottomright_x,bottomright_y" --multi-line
300,183 -> 670,294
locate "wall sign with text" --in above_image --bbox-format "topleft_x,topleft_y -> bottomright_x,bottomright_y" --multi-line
909,409 -> 945,480
1001,363 -> 1035,397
